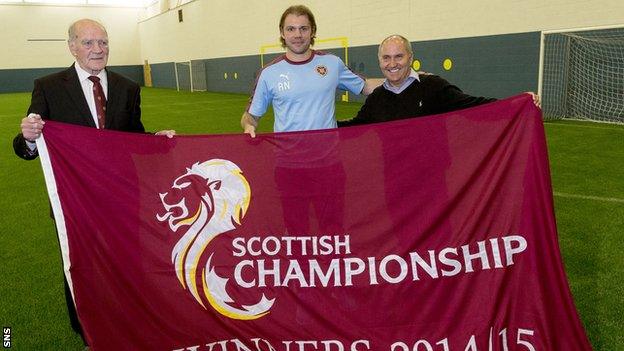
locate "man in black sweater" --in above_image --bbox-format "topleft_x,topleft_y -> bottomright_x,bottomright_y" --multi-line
339,35 -> 538,126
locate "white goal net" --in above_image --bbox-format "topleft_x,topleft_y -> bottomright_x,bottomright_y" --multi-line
174,60 -> 207,92
541,27 -> 624,123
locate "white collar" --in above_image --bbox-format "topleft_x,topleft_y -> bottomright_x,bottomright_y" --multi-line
383,69 -> 420,94
74,62 -> 107,83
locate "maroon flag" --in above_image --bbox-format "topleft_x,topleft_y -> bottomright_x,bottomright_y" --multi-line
37,94 -> 591,351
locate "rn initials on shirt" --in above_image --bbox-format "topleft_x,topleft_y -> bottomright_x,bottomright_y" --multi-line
278,80 -> 291,92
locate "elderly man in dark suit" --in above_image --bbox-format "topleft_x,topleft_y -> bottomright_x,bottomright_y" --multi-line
12,18 -> 174,347
14,18 -> 174,159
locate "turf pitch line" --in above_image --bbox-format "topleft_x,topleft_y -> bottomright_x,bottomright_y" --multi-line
545,122 -> 624,131
554,191 -> 624,203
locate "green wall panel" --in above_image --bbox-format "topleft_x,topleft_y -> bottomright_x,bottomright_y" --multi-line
149,62 -> 176,89
204,55 -> 259,94
407,32 -> 540,98
0,65 -> 143,94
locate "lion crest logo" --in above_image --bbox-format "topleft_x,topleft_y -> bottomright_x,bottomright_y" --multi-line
316,65 -> 327,76
156,159 -> 274,320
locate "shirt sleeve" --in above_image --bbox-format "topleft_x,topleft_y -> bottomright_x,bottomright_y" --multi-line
337,60 -> 366,95
13,133 -> 39,160
247,72 -> 271,118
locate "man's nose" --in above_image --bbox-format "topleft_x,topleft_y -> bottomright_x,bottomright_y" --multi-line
92,41 -> 104,51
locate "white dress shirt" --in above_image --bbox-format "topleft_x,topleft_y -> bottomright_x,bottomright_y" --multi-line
74,62 -> 108,127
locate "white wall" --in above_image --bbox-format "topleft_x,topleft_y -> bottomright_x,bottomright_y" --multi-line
138,0 -> 284,63
138,0 -> 624,63
1,0 -> 623,68
0,4 -> 142,69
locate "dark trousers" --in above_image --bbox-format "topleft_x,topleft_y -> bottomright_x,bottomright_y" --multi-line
63,277 -> 85,342
53,221 -> 86,345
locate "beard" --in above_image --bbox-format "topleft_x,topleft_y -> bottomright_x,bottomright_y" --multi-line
286,40 -> 311,55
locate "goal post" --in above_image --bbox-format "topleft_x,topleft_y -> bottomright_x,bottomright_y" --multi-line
259,37 -> 352,102
174,61 -> 188,92
174,60 -> 207,92
540,25 -> 624,123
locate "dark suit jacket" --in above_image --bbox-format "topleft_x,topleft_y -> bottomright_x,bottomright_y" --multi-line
13,64 -> 145,160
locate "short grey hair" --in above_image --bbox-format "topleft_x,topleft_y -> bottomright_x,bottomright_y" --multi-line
378,34 -> 413,57
68,19 -> 107,42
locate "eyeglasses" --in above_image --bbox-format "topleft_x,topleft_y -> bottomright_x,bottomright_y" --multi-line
80,39 -> 109,49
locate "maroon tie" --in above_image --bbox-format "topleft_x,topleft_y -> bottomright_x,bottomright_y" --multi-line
88,76 -> 106,129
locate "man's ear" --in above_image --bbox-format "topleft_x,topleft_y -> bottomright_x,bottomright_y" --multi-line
68,41 -> 77,57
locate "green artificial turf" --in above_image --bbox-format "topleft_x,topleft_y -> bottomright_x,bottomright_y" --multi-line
0,88 -> 622,350
543,120 -> 624,350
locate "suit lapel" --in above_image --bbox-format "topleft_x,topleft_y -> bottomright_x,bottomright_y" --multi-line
63,65 -> 96,128
105,69 -> 120,129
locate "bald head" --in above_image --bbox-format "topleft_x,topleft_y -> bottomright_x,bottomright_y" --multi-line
68,19 -> 107,43
378,35 -> 413,58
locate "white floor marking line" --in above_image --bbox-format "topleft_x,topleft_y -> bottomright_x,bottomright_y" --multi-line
554,192 -> 624,203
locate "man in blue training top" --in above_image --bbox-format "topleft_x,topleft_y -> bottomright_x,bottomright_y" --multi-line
241,4 -> 382,136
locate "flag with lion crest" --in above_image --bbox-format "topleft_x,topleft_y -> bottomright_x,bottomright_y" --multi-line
37,94 -> 591,351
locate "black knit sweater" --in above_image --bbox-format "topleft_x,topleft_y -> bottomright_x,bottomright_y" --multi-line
338,74 -> 496,126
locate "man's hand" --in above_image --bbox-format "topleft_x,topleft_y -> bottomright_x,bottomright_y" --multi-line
21,113 -> 45,142
526,92 -> 541,108
243,125 -> 257,138
155,130 -> 176,138
241,112 -> 258,138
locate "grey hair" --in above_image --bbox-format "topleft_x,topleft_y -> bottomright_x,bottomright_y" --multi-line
68,19 -> 107,42
378,34 -> 413,57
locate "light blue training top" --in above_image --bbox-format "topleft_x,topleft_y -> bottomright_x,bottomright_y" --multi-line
247,50 -> 365,132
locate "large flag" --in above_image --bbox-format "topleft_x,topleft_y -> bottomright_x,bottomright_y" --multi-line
37,94 -> 591,350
